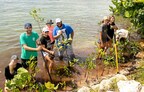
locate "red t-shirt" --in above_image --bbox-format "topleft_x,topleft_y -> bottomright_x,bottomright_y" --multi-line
47,26 -> 54,43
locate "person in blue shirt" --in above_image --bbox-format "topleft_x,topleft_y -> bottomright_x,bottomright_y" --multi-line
53,18 -> 75,61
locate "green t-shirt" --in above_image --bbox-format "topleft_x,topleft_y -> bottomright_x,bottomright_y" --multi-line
20,31 -> 39,59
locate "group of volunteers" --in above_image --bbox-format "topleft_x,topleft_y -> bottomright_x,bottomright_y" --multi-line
4,15 -> 129,85
97,15 -> 118,57
4,18 -> 75,81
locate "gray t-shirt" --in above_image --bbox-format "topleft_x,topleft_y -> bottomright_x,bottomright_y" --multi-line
100,24 -> 109,43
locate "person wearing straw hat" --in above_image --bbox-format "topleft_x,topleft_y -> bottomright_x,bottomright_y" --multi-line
45,20 -> 55,50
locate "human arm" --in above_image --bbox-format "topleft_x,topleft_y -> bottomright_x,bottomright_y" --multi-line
71,31 -> 74,39
99,31 -> 104,48
111,22 -> 118,31
41,44 -> 54,55
22,44 -> 42,51
5,67 -> 10,80
53,30 -> 62,39
40,37 -> 54,54
20,32 -> 42,51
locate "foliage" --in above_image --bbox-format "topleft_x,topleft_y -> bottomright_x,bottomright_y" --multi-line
109,0 -> 144,37
127,59 -> 144,84
45,82 -> 59,91
30,8 -> 44,32
117,39 -> 141,62
55,66 -> 72,77
0,88 -> 2,92
5,68 -> 34,91
58,37 -> 73,51
5,57 -> 59,91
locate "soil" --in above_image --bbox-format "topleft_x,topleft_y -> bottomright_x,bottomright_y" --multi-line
35,57 -> 133,91
35,39 -> 144,92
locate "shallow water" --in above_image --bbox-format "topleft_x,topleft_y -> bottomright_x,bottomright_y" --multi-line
0,0 -> 113,88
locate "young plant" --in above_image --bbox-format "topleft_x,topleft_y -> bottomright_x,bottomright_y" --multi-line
29,8 -> 44,31
0,88 -> 2,92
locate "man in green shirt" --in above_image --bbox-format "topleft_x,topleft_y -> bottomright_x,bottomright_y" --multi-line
20,23 -> 42,69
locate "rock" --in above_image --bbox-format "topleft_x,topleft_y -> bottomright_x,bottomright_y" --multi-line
140,42 -> 144,48
117,80 -> 142,92
119,69 -> 130,75
140,86 -> 144,92
136,52 -> 144,59
91,84 -> 100,92
77,86 -> 90,92
109,74 -> 127,82
99,79 -> 112,91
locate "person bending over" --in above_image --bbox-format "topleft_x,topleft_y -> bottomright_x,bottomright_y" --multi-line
5,55 -> 22,80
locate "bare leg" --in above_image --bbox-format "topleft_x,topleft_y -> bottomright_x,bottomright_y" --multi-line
45,55 -> 54,73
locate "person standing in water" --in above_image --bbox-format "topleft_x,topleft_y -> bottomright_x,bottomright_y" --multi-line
45,20 -> 55,50
53,18 -> 75,61
20,23 -> 42,69
40,27 -> 55,73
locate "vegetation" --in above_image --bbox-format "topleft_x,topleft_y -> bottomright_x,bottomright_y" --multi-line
127,59 -> 144,85
0,88 -> 2,92
5,5 -> 142,91
109,0 -> 144,38
30,8 -> 44,32
5,57 -> 59,92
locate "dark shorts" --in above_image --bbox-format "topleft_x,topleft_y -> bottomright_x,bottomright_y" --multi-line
21,57 -> 37,69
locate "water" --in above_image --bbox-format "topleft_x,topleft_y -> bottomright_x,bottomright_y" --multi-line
0,0 -> 113,88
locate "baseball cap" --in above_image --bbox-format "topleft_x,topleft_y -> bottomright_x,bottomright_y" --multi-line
55,18 -> 62,23
103,16 -> 109,20
42,27 -> 49,32
11,55 -> 19,60
24,23 -> 32,28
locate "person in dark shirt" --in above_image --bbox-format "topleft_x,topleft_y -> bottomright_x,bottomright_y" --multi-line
107,15 -> 118,47
40,27 -> 55,73
5,55 -> 22,80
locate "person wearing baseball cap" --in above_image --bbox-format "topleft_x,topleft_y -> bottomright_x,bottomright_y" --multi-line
40,27 -> 55,73
19,23 -> 42,69
53,18 -> 75,62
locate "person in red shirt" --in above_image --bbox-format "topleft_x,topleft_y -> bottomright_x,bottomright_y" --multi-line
45,20 -> 55,50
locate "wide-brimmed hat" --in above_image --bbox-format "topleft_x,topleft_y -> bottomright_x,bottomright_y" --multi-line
46,20 -> 54,24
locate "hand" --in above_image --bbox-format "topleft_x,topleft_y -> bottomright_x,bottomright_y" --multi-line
100,43 -> 104,48
57,30 -> 62,35
68,38 -> 73,44
37,46 -> 42,51
49,51 -> 54,55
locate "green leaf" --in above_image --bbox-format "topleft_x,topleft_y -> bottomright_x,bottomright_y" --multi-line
45,82 -> 55,90
124,11 -> 132,18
